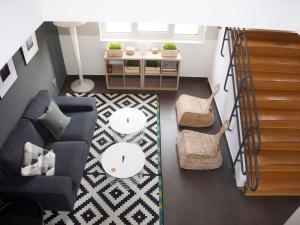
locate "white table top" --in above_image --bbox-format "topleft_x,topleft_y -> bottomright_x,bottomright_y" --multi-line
109,108 -> 147,135
101,142 -> 145,179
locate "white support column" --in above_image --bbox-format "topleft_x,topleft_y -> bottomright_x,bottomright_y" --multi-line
69,26 -> 83,82
53,21 -> 95,93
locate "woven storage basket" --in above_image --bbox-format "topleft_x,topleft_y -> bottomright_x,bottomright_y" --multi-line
176,84 -> 220,127
106,48 -> 123,57
144,67 -> 160,74
161,49 -> 178,58
176,121 -> 229,170
125,66 -> 140,74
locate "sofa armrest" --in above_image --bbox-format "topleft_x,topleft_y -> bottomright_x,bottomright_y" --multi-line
0,175 -> 75,211
52,96 -> 96,112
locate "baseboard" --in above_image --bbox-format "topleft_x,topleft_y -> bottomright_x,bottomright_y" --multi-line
208,82 -> 234,168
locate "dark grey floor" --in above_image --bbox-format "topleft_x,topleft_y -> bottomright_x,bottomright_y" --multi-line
61,76 -> 300,225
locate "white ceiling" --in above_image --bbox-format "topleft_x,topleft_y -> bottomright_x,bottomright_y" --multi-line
1,0 -> 300,67
41,0 -> 300,31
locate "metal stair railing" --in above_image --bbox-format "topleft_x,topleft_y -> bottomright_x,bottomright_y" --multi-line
221,27 -> 261,191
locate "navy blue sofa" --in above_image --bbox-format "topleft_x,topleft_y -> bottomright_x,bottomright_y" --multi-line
0,90 -> 97,211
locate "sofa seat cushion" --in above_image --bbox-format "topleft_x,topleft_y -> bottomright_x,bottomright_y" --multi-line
59,111 -> 96,144
46,141 -> 88,189
0,119 -> 45,175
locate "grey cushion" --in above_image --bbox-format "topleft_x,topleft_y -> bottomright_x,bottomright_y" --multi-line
59,111 -> 97,144
38,101 -> 71,140
0,119 -> 44,175
46,141 -> 88,189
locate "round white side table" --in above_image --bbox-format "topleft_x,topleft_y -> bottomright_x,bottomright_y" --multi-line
109,108 -> 147,142
101,142 -> 145,179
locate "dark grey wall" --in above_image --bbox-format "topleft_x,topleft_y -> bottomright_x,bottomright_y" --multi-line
0,22 -> 66,148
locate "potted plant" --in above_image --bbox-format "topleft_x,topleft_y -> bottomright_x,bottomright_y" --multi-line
107,42 -> 123,57
145,60 -> 160,74
125,60 -> 140,74
162,42 -> 178,58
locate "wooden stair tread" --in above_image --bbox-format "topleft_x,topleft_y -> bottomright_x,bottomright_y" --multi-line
254,90 -> 300,102
260,128 -> 300,143
248,56 -> 300,73
250,56 -> 300,65
247,40 -> 300,57
257,109 -> 300,129
245,188 -> 300,196
260,142 -> 300,151
246,29 -> 300,43
258,165 -> 300,172
251,72 -> 300,91
249,90 -> 300,111
252,72 -> 300,83
247,40 -> 300,49
258,151 -> 300,166
260,120 -> 300,129
252,80 -> 300,91
257,171 -> 300,189
258,109 -> 300,121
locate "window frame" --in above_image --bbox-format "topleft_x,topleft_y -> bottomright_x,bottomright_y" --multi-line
105,22 -> 132,33
100,22 -> 206,43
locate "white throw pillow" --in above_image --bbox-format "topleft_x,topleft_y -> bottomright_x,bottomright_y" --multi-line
21,142 -> 55,176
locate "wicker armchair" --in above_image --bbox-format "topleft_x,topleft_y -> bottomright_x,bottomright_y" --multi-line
176,120 -> 229,170
176,84 -> 220,127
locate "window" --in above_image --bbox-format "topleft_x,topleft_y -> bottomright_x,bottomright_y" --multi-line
175,24 -> 199,34
100,22 -> 206,42
137,23 -> 168,32
106,22 -> 131,33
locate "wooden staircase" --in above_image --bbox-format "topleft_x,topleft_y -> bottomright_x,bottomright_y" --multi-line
243,30 -> 300,195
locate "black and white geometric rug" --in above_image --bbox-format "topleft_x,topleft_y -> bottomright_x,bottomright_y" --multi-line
44,93 -> 163,225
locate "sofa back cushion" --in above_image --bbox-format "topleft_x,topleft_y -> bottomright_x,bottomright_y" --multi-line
22,90 -> 53,141
0,119 -> 45,175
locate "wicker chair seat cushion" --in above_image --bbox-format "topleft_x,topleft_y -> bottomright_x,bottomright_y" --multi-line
179,130 -> 218,158
177,94 -> 211,114
175,85 -> 220,128
176,120 -> 229,171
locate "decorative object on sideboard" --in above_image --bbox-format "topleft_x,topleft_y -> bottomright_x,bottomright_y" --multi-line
151,48 -> 159,54
21,32 -> 39,64
53,22 -> 95,93
107,64 -> 113,73
162,42 -> 178,58
0,59 -> 18,99
107,42 -> 123,57
125,46 -> 136,55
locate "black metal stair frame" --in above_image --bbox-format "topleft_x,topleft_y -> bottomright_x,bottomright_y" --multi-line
221,27 -> 261,191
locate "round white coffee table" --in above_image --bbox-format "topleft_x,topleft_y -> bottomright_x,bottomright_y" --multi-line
109,108 -> 147,142
101,142 -> 145,179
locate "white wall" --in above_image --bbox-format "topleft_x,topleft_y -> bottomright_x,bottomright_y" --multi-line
57,22 -> 218,77
2,0 -> 300,72
209,28 -> 246,187
41,0 -> 300,32
0,0 -> 43,68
